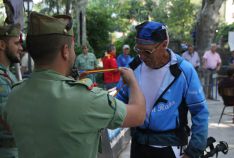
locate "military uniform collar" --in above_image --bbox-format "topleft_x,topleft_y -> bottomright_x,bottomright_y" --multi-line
0,63 -> 8,71
31,69 -> 75,81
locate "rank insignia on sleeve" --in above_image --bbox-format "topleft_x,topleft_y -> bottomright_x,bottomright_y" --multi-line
0,85 -> 6,94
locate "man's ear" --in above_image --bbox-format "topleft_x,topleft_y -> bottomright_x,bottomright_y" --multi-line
162,40 -> 168,48
61,44 -> 69,60
0,40 -> 6,51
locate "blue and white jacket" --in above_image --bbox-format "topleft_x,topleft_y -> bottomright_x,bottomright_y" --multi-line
116,50 -> 209,158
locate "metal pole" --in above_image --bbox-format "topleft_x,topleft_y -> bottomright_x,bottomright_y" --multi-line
14,63 -> 22,81
27,2 -> 32,74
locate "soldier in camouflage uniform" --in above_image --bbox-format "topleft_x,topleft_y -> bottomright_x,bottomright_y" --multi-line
0,24 -> 22,158
5,12 -> 145,158
75,44 -> 97,82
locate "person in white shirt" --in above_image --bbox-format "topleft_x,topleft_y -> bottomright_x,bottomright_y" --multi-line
182,44 -> 200,71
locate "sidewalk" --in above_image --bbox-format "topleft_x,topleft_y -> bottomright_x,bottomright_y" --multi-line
118,98 -> 234,158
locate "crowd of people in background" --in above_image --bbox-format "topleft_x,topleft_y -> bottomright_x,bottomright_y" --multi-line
180,42 -> 233,101
17,39 -> 234,100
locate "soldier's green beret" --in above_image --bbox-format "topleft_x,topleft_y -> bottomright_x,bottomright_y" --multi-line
0,23 -> 21,37
28,12 -> 73,36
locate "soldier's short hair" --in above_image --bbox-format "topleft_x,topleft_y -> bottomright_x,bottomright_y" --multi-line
27,35 -> 72,64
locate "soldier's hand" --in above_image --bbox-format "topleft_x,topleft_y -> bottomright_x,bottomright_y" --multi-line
119,67 -> 137,86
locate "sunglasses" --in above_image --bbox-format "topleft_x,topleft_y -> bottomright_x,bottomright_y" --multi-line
133,43 -> 161,54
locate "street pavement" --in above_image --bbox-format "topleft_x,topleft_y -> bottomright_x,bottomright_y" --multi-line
118,97 -> 234,158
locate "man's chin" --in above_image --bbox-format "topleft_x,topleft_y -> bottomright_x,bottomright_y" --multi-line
10,57 -> 20,64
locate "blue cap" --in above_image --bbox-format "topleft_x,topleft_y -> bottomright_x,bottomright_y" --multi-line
135,21 -> 167,45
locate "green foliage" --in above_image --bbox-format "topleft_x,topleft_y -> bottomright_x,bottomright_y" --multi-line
43,0 -> 66,14
151,0 -> 196,42
117,0 -> 155,22
86,0 -> 157,57
215,23 -> 234,43
115,31 -> 137,57
86,0 -> 199,55
0,3 -> 6,24
86,6 -> 114,58
33,0 -> 200,56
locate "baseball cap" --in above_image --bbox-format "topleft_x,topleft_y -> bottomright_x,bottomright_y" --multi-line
27,12 -> 73,37
135,21 -> 167,45
123,44 -> 130,49
0,23 -> 21,37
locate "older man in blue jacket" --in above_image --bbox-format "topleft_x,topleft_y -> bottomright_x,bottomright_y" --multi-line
116,21 -> 209,158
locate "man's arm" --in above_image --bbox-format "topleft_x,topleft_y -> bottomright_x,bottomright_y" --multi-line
118,68 -> 146,127
216,54 -> 222,71
184,67 -> 209,158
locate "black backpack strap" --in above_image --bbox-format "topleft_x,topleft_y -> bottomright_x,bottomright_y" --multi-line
129,55 -> 142,70
153,62 -> 182,107
175,97 -> 190,144
154,54 -> 184,106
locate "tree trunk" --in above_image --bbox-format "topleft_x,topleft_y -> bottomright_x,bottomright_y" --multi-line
195,0 -> 224,55
66,0 -> 71,15
56,2 -> 59,14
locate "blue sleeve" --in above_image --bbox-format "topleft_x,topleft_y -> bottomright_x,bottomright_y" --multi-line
183,66 -> 209,158
116,79 -> 129,104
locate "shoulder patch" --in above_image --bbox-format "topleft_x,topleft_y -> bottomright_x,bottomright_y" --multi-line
0,84 -> 8,95
66,78 -> 94,90
77,78 -> 94,90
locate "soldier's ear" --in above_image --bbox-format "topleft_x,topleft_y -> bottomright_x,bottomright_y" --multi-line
0,40 -> 6,51
61,44 -> 69,60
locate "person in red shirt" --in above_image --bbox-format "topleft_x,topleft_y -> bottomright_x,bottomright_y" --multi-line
102,44 -> 120,90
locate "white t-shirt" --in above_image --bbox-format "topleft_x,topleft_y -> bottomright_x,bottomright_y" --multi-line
140,62 -> 170,118
21,53 -> 34,72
